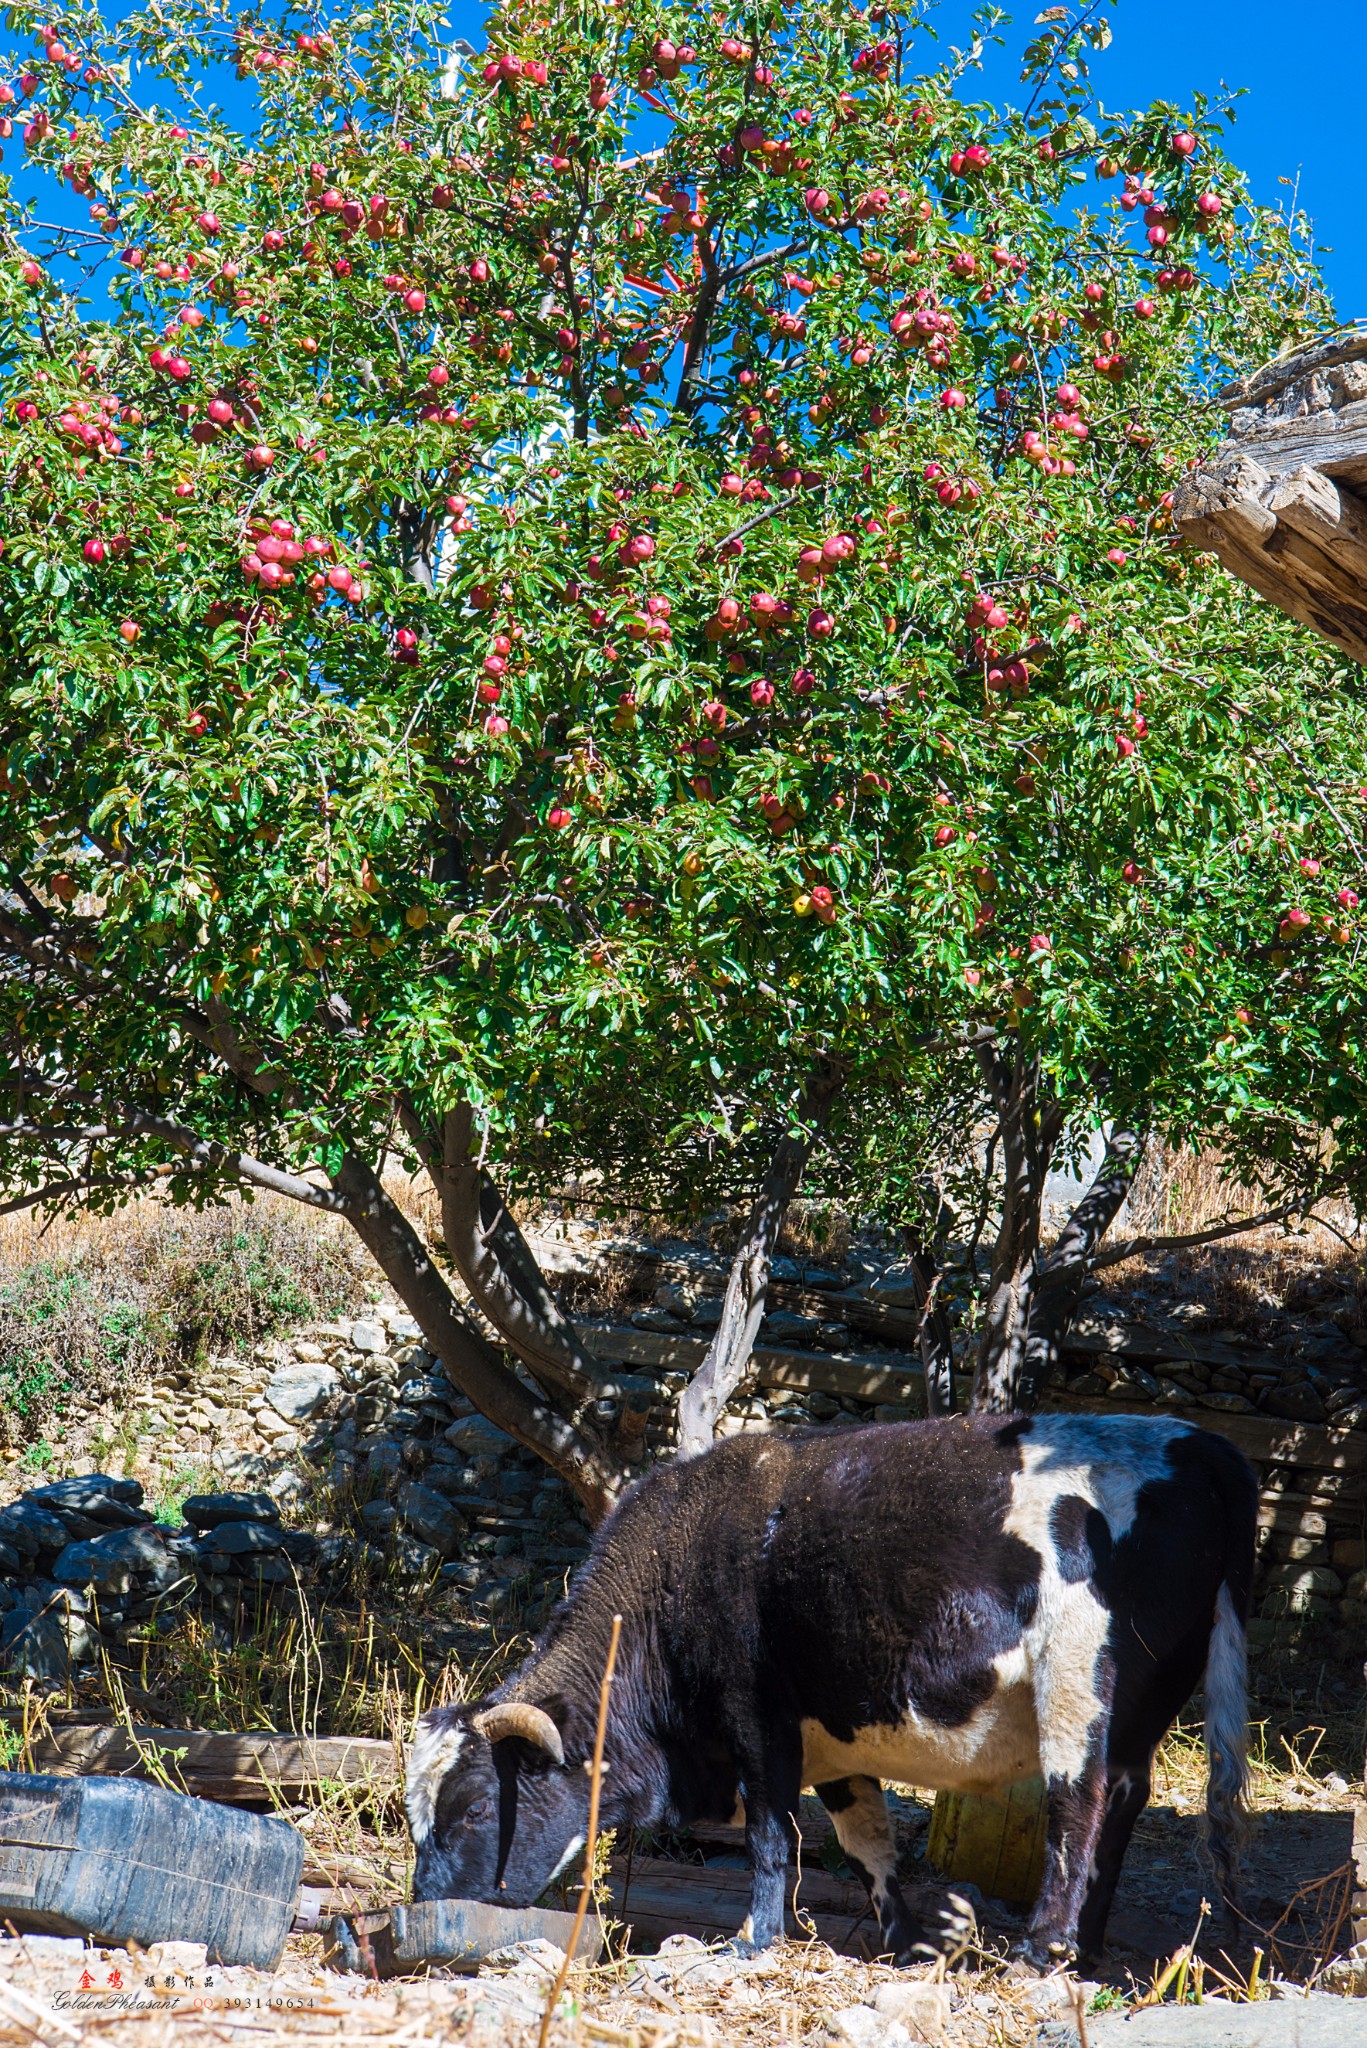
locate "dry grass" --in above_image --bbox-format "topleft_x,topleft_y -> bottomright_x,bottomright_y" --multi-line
0,1196 -> 365,1447
1094,1144 -> 1366,1351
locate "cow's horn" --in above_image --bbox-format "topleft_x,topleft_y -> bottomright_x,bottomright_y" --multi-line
472,1703 -> 565,1765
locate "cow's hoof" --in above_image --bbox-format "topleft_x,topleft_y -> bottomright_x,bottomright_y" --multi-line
719,1934 -> 763,1959
900,1891 -> 977,1963
1011,1933 -> 1076,1973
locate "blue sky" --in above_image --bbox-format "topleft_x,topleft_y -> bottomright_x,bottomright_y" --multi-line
12,3 -> 1360,321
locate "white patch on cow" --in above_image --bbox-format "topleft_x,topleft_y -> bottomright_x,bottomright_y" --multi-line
406,1719 -> 466,1844
801,1415 -> 1194,1799
547,1832 -> 586,1882
1005,1413 -> 1192,1787
801,1669 -> 1040,1796
825,1777 -> 898,1907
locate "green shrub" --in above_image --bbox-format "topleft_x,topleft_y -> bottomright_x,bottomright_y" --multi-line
0,1201 -> 363,1445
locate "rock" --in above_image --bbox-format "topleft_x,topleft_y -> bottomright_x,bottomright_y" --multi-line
264,1362 -> 339,1422
1197,1390 -> 1257,1415
1263,1563 -> 1342,1597
654,1281 -> 699,1320
393,1534 -> 441,1578
1,1603 -> 99,1677
53,1526 -> 182,1594
865,1265 -> 929,1309
1259,1382 -> 1329,1423
212,1520 -> 287,1556
0,1500 -> 73,1560
398,1375 -> 454,1407
444,1416 -> 517,1461
691,1299 -> 725,1330
367,1440 -> 405,1483
1075,1991 -> 1367,2046
827,2004 -> 914,2048
631,1306 -> 688,1333
360,1500 -> 399,1535
182,1491 -> 281,1530
872,1980 -> 952,2038
28,1474 -> 147,1526
350,1319 -> 388,1354
763,1311 -> 820,1344
0,1539 -> 22,1576
398,1482 -> 466,1555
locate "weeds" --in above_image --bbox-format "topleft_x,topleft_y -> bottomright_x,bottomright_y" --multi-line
0,1198 -> 364,1447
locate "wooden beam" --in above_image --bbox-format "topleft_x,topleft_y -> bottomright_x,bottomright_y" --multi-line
1174,449 -> 1367,662
581,1324 -> 929,1409
1216,330 -> 1367,411
9,1721 -> 400,1803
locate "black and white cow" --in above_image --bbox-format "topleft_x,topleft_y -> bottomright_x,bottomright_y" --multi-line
407,1412 -> 1255,1965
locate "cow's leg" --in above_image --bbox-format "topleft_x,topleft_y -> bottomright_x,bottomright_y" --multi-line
1075,1758 -> 1152,1962
1020,1642 -> 1115,1968
816,1776 -> 975,1965
736,1727 -> 803,1951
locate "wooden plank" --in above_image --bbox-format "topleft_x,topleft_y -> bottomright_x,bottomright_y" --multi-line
17,1722 -> 400,1803
607,1856 -> 872,1955
581,1325 -> 927,1409
1213,398 -> 1367,484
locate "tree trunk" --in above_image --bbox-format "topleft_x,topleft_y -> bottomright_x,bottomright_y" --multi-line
1018,1127 -> 1145,1408
331,1151 -> 625,1522
899,1222 -> 957,1416
969,1047 -> 1065,1415
676,1068 -> 840,1457
435,1105 -> 615,1424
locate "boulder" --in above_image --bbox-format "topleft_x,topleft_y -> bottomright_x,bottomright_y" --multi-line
393,1534 -> 442,1579
1259,1382 -> 1329,1423
181,1492 -> 281,1530
263,1362 -> 338,1422
28,1474 -> 148,1527
211,1520 -> 287,1556
349,1319 -> 388,1354
1,1604 -> 99,1678
397,1482 -> 466,1556
444,1416 -> 517,1462
0,1501 -> 72,1561
53,1526 -> 182,1595
763,1311 -> 820,1345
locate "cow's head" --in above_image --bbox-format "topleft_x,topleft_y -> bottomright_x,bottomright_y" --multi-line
406,1698 -> 590,1906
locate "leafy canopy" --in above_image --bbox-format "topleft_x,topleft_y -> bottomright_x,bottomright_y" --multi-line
0,0 -> 1362,1231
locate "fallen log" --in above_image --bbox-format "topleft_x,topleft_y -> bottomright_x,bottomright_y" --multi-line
6,1721 -> 400,1804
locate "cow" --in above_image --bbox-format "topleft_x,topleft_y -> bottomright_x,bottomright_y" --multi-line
406,1412 -> 1255,1967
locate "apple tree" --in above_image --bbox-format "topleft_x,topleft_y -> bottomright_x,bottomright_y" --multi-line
1,0 -> 1363,1514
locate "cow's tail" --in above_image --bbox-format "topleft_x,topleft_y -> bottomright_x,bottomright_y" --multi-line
1204,1439 -> 1257,1913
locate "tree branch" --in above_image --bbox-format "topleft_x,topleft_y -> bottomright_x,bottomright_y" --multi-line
1090,1195 -> 1325,1270
676,1061 -> 842,1456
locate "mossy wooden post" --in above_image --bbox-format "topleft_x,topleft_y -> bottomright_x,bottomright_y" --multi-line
926,1777 -> 1049,1908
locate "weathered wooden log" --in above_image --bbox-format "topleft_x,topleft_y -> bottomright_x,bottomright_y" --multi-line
1174,449 -> 1367,662
2,1722 -> 400,1804
1175,327 -> 1367,661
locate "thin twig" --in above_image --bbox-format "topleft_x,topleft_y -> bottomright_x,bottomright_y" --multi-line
538,1613 -> 622,2048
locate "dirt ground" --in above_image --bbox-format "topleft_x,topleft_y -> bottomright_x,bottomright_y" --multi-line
2,1774 -> 1364,2048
